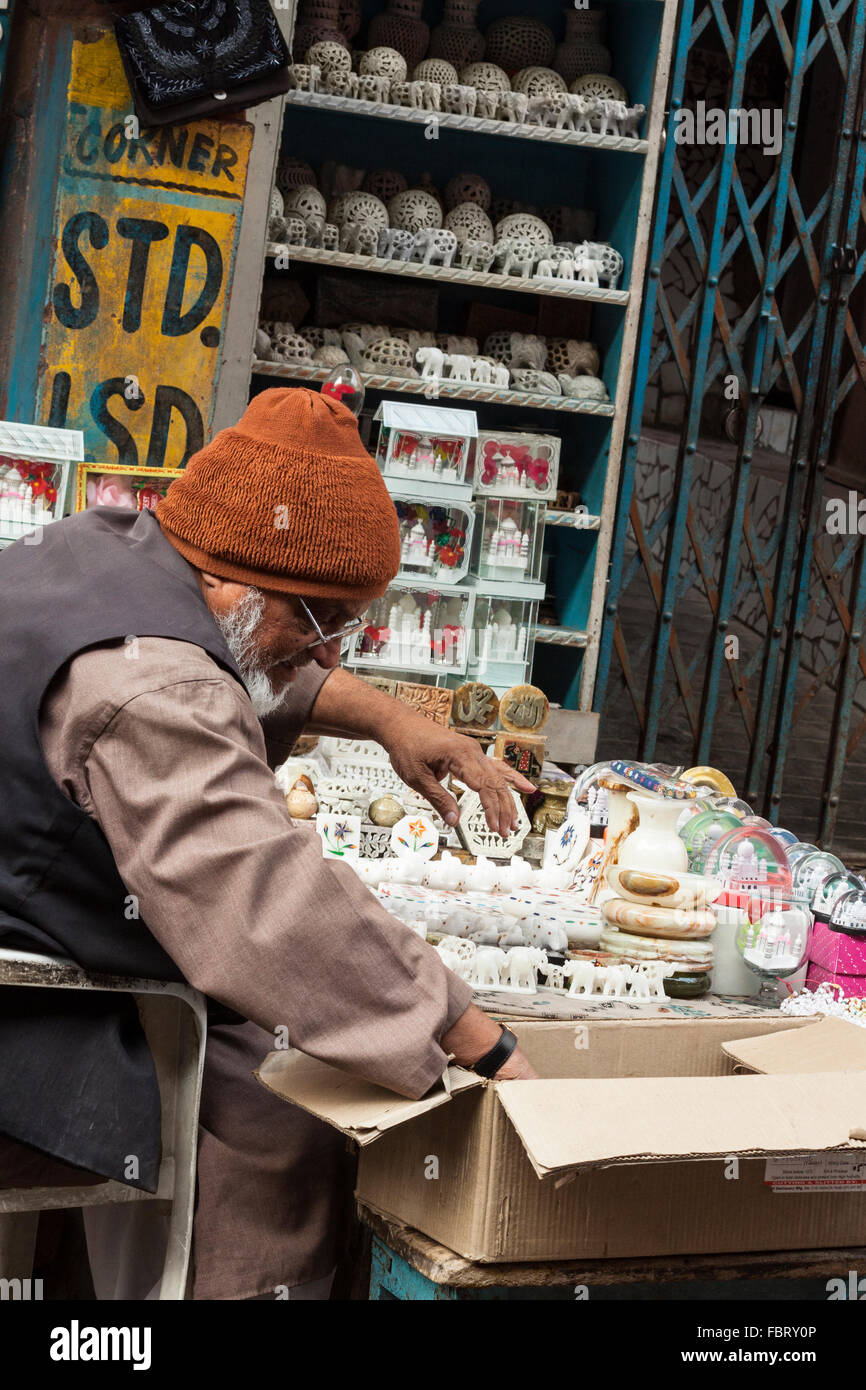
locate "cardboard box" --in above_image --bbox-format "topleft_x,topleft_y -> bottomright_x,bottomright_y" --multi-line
257,1016 -> 866,1264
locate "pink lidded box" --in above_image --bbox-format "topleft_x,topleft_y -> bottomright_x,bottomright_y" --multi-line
807,920 -> 866,999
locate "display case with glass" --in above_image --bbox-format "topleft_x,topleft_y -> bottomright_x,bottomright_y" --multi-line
346,582 -> 474,676
465,592 -> 538,692
392,495 -> 474,585
375,401 -> 476,492
475,497 -> 545,583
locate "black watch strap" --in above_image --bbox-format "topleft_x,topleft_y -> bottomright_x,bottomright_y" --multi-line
471,1026 -> 518,1078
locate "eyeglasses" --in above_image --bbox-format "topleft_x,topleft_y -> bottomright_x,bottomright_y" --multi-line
297,596 -> 364,651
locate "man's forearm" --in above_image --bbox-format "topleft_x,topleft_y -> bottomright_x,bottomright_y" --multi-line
306,666 -> 410,743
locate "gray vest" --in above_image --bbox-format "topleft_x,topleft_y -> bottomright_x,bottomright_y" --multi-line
0,508 -> 245,1187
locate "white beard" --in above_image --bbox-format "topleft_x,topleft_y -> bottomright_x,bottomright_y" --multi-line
213,586 -> 287,718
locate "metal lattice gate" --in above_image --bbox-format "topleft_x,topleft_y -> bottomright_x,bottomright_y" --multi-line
595,0 -> 866,857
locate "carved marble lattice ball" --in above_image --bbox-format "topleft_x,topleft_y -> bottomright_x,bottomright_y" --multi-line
388,188 -> 443,234
313,344 -> 350,367
490,197 -> 539,223
360,46 -> 408,83
459,62 -> 511,93
413,58 -> 459,85
444,202 -> 495,243
547,338 -> 600,377
483,331 -> 517,367
269,186 -> 284,219
512,66 -> 568,98
495,212 -> 553,249
305,40 -> 352,75
285,185 -> 327,222
570,72 -> 628,102
361,337 -> 418,376
363,168 -> 409,202
340,191 -> 390,229
444,171 -> 491,211
484,17 -> 556,73
277,156 -> 317,193
565,374 -> 609,400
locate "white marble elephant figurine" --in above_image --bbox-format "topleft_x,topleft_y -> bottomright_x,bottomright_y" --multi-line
435,935 -> 475,981
569,93 -> 597,134
378,227 -> 414,261
470,357 -> 493,384
494,238 -> 537,278
498,91 -> 529,123
412,227 -> 458,267
526,919 -> 569,953
458,238 -> 496,271
470,945 -> 508,988
579,241 -> 624,288
415,344 -> 446,379
445,352 -> 474,382
540,961 -> 568,991
490,362 -> 510,387
501,945 -> 545,991
441,83 -> 477,116
621,103 -> 647,138
602,964 -> 629,997
565,959 -> 596,996
535,246 -> 575,280
573,253 -> 600,286
474,88 -> 500,118
596,97 -> 629,138
340,222 -> 379,255
625,964 -> 651,1000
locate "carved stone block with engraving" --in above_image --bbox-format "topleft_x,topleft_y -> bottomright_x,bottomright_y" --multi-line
395,681 -> 455,726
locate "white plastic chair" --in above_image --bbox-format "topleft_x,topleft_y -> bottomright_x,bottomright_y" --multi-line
0,949 -> 206,1299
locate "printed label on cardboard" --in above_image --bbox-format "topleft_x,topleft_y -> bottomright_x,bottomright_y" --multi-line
764,1152 -> 866,1192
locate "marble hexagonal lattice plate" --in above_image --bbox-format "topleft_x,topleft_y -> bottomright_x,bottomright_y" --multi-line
456,788 -> 531,859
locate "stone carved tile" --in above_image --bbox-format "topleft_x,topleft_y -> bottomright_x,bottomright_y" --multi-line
395,681 -> 454,726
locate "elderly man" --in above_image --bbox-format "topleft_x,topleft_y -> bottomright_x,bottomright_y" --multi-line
0,388 -> 536,1300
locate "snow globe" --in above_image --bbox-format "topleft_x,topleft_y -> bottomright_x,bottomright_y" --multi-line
811,870 -> 864,923
769,827 -> 799,849
790,849 -> 846,906
321,363 -> 365,416
679,809 -> 741,872
736,898 -> 813,1006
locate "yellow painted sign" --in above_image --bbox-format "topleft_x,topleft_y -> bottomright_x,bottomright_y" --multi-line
38,35 -> 253,468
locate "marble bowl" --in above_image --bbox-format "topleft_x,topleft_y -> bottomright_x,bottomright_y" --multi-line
602,897 -> 718,939
606,866 -> 722,910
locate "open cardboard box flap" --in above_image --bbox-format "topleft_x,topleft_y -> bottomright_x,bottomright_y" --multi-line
722,1015 -> 866,1074
257,1023 -> 866,1178
255,1050 -> 482,1145
495,1071 -> 866,1179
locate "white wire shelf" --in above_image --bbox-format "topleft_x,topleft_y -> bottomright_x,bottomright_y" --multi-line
284,90 -> 648,155
266,242 -> 629,306
533,625 -> 589,647
544,510 -> 602,529
252,359 -> 616,416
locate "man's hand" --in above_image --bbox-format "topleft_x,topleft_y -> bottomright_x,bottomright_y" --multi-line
384,708 -> 535,835
307,668 -> 536,835
442,1004 -> 539,1079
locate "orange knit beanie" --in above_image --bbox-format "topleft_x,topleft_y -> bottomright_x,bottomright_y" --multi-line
157,388 -> 400,602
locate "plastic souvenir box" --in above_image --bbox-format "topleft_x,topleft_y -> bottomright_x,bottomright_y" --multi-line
0,420 -> 82,545
465,589 -> 539,692
375,402 -> 477,492
475,497 -> 545,583
345,581 -> 474,676
392,492 -> 475,586
473,429 -> 561,501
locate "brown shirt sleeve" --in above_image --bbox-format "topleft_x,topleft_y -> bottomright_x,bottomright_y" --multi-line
39,638 -> 472,1100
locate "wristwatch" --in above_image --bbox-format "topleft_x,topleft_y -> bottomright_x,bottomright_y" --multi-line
470,1026 -> 518,1078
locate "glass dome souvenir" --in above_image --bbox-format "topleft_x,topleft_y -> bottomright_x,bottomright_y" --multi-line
769,827 -> 799,848
321,363 -> 365,416
567,762 -> 614,828
790,849 -> 846,906
704,826 -> 793,916
741,815 -> 773,830
712,796 -> 753,819
679,809 -> 741,873
785,842 -> 821,869
829,888 -> 866,937
736,898 -> 813,1007
811,870 -> 865,923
